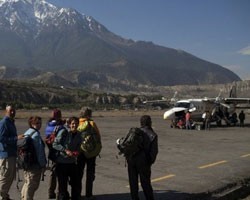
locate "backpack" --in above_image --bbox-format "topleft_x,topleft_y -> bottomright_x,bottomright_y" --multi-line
17,131 -> 37,170
80,121 -> 102,158
45,125 -> 65,162
116,127 -> 144,159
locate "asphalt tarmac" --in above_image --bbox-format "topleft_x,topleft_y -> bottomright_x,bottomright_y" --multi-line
7,110 -> 250,200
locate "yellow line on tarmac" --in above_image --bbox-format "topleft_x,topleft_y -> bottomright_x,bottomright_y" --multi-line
240,154 -> 250,158
198,160 -> 227,169
151,174 -> 176,183
126,174 -> 176,188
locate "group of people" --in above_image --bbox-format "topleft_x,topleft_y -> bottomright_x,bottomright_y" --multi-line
202,110 -> 246,129
172,109 -> 247,130
219,110 -> 246,127
45,108 -> 99,200
0,105 -> 158,200
171,111 -> 194,130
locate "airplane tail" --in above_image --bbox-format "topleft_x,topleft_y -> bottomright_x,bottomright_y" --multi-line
229,84 -> 237,98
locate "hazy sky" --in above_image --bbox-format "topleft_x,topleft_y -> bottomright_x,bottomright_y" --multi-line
48,0 -> 250,80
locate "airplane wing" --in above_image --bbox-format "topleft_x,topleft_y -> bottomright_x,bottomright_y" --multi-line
143,91 -> 178,104
224,98 -> 250,104
223,98 -> 250,108
201,98 -> 216,102
197,97 -> 250,110
143,99 -> 170,104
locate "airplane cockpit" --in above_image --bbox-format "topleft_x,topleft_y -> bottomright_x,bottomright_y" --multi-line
174,102 -> 190,108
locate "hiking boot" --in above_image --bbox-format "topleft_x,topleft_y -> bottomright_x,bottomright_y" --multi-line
84,196 -> 96,200
48,193 -> 56,199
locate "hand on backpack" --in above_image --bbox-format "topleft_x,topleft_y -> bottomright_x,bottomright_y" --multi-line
65,150 -> 79,157
65,149 -> 73,157
18,134 -> 25,140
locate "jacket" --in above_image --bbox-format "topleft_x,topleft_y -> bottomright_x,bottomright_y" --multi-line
141,126 -> 158,164
24,128 -> 47,168
52,128 -> 82,164
0,116 -> 17,158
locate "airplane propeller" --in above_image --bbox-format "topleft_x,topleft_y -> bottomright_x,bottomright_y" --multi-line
170,91 -> 178,103
219,102 -> 231,109
213,89 -> 232,109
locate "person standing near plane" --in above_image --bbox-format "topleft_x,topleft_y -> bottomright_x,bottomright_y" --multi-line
239,110 -> 245,127
185,111 -> 191,130
202,111 -> 207,129
204,111 -> 211,130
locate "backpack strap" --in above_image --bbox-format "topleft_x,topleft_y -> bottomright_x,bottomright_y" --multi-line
82,120 -> 93,134
86,120 -> 92,130
54,125 -> 60,132
25,129 -> 37,138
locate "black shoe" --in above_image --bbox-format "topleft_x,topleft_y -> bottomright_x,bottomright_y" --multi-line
48,193 -> 56,199
85,196 -> 96,200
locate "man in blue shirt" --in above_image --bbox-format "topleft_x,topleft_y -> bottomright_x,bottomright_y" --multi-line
0,105 -> 17,200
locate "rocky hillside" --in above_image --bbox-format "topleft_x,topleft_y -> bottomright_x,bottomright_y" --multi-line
0,79 -> 249,110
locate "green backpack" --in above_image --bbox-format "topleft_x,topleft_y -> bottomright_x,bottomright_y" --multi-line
80,121 -> 102,158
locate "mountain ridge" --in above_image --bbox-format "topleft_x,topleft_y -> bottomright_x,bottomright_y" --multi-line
0,0 -> 241,89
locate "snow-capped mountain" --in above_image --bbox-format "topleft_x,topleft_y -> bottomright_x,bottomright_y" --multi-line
0,0 -> 240,87
0,0 -> 118,42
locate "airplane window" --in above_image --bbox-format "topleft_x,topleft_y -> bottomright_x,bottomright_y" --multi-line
175,102 -> 190,108
190,103 -> 195,108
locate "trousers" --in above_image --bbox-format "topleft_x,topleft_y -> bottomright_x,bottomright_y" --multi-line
77,154 -> 96,198
21,168 -> 43,200
0,157 -> 16,200
127,156 -> 154,200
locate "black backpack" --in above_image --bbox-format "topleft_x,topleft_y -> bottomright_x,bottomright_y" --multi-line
117,127 -> 144,159
17,131 -> 38,170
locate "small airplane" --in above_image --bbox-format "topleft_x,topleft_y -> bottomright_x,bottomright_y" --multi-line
163,86 -> 250,126
144,85 -> 250,126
